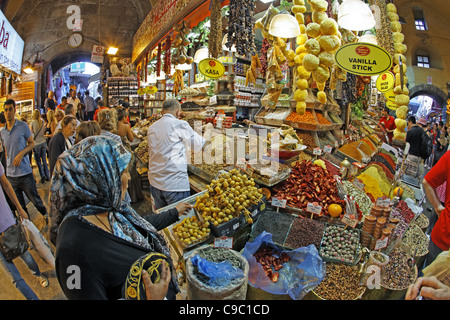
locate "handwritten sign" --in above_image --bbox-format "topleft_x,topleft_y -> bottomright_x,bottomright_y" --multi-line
324,145 -> 332,154
214,236 -> 233,249
306,202 -> 322,215
375,237 -> 389,250
313,147 -> 322,156
376,197 -> 391,208
271,197 -> 287,208
342,215 -> 358,228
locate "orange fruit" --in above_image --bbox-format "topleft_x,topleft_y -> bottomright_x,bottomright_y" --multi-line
328,204 -> 343,217
393,187 -> 403,197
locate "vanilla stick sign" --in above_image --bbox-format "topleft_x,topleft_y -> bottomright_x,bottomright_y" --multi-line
335,43 -> 393,77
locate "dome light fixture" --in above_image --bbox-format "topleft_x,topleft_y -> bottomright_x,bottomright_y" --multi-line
338,0 -> 376,31
193,46 -> 209,63
268,11 -> 301,38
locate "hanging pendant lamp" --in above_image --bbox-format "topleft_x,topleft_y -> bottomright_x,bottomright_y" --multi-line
193,46 -> 209,63
268,11 -> 301,38
338,0 -> 376,31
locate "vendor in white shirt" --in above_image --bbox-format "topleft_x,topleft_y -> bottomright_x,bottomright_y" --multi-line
147,99 -> 205,209
67,89 -> 82,121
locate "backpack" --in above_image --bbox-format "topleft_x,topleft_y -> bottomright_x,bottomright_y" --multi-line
420,131 -> 433,160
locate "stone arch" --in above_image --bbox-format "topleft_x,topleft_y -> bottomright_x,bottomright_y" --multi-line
409,83 -> 447,108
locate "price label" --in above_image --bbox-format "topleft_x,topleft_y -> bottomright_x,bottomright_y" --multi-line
214,236 -> 233,249
376,197 -> 391,208
271,197 -> 287,208
306,202 -> 322,215
324,145 -> 332,154
313,147 -> 322,156
209,95 -> 217,105
342,215 -> 358,228
375,237 -> 389,250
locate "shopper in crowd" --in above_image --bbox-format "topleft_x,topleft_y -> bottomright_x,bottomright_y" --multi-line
44,90 -> 56,112
405,116 -> 426,178
48,116 -> 77,177
378,107 -> 396,144
56,104 -> 80,144
30,109 -> 50,183
116,106 -> 143,203
74,121 -> 101,144
0,99 -> 48,222
406,276 -> 450,300
422,149 -> 450,267
56,96 -> 68,111
433,121 -> 448,166
147,99 -> 205,209
93,100 -> 108,121
84,91 -> 97,121
98,108 -> 121,144
0,162 -> 49,300
67,89 -> 82,121
51,136 -> 191,299
44,109 -> 58,145
54,108 -> 64,125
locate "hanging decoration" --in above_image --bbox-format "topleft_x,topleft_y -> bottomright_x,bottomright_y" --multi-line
208,0 -> 223,59
163,36 -> 172,77
226,0 -> 256,57
172,20 -> 194,66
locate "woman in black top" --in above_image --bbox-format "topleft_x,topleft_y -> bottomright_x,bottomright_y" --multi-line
50,136 -> 191,300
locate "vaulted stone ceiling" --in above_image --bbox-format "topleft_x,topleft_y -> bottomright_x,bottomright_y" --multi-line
2,0 -> 158,73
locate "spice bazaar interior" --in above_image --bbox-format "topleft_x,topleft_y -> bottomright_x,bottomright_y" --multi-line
0,0 -> 449,305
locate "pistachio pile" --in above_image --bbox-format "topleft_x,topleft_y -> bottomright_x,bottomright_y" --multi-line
343,180 -> 373,217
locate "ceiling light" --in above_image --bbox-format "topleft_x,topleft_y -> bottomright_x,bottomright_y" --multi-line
107,47 -> 119,55
259,0 -> 274,3
194,46 -> 209,64
23,67 -> 34,74
268,12 -> 301,38
338,0 -> 376,31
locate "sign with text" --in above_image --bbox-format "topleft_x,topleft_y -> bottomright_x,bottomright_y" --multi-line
271,197 -> 287,208
306,202 -> 322,215
335,43 -> 393,77
0,10 -> 24,74
214,236 -> 233,249
198,58 -> 225,79
376,71 -> 395,92
91,45 -> 105,64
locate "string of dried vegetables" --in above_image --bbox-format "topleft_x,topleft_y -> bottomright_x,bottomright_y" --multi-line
226,0 -> 256,57
208,0 -> 222,58
156,43 -> 162,77
163,36 -> 172,76
259,38 -> 270,78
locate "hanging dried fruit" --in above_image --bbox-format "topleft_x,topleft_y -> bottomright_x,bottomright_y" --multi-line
226,0 -> 256,57
163,36 -> 172,77
156,43 -> 162,77
208,0 -> 222,58
172,20 -> 194,65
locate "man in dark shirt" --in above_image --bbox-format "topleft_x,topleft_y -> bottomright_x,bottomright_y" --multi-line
406,115 -> 425,157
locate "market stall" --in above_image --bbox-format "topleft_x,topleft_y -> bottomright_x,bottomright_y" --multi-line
124,0 -> 431,301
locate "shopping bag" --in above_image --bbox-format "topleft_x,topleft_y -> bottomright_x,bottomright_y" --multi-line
22,219 -> 55,268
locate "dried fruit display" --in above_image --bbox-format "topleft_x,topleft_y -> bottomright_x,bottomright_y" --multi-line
226,0 -> 257,57
173,216 -> 210,246
253,247 -> 290,282
193,169 -> 263,226
273,160 -> 345,215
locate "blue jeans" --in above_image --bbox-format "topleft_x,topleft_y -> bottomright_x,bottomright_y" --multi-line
149,185 -> 190,210
7,173 -> 48,216
0,249 -> 41,300
33,143 -> 50,180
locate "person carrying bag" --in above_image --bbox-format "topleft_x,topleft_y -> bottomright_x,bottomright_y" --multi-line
0,213 -> 28,261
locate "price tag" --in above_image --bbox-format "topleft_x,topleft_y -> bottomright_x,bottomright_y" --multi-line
324,145 -> 332,154
271,197 -> 287,208
214,236 -> 233,249
342,215 -> 358,228
209,95 -> 217,105
376,197 -> 391,208
306,202 -> 322,215
375,237 -> 389,250
313,147 -> 322,156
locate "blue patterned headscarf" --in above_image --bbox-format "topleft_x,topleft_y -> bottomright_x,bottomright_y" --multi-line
49,136 -> 170,258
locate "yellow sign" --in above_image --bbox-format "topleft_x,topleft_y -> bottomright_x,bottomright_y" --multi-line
384,88 -> 396,102
376,72 -> 395,93
335,43 -> 393,76
386,100 -> 399,110
198,58 -> 225,79
145,85 -> 158,94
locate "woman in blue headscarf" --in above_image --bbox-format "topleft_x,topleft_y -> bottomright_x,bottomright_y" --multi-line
50,136 -> 191,300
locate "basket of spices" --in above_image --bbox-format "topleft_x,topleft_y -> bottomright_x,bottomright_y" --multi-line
285,109 -> 318,131
381,248 -> 418,291
311,263 -> 366,300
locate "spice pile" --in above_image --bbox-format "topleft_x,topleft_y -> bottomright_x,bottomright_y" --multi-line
338,144 -> 363,162
401,224 -> 429,257
250,210 -> 295,244
319,225 -> 359,264
296,132 -> 317,150
314,263 -> 366,300
284,217 -> 325,250
381,248 -> 416,290
273,161 -> 345,216
343,180 -> 373,217
286,110 -> 317,124
316,112 -> 331,125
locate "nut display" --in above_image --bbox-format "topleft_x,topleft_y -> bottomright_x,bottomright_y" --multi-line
401,224 -> 429,257
173,216 -> 210,246
193,169 -> 263,226
319,225 -> 359,264
314,263 -> 366,300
